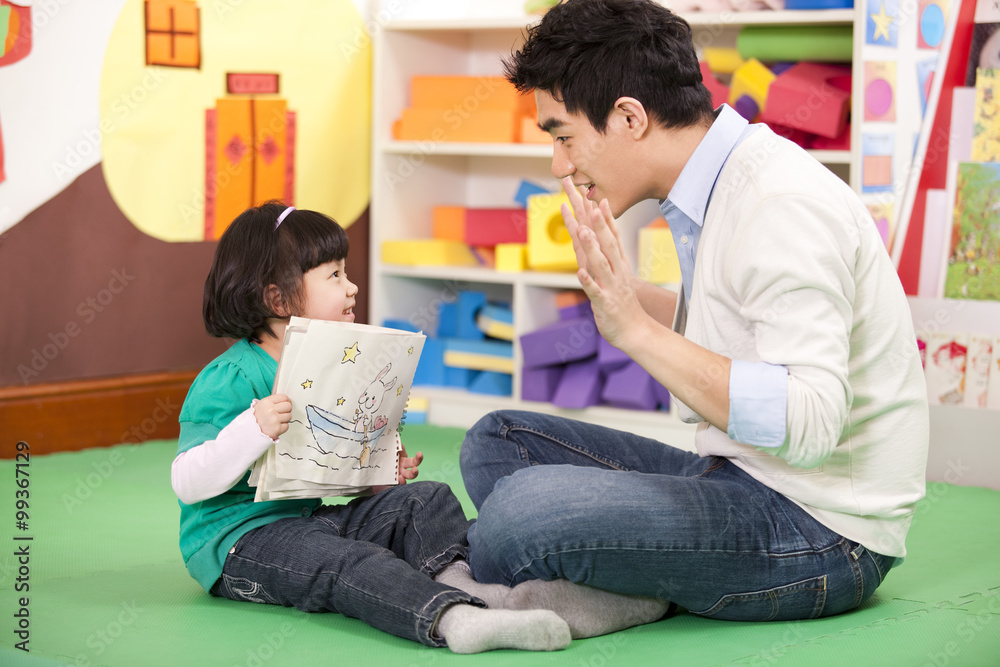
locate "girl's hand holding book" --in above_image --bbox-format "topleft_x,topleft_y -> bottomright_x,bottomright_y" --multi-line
254,394 -> 292,440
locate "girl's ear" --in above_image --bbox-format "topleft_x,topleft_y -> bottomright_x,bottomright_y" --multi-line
265,284 -> 291,317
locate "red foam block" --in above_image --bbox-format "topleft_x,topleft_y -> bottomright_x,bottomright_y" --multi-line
760,62 -> 851,139
465,208 -> 528,247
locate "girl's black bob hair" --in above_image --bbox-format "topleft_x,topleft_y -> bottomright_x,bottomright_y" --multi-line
202,200 -> 349,342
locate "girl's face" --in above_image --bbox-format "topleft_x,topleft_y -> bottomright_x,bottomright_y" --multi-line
298,259 -> 357,323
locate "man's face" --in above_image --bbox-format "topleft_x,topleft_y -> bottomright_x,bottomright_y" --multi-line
535,89 -> 646,217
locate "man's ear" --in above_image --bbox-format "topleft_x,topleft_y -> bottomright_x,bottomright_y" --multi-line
612,96 -> 649,138
265,284 -> 290,317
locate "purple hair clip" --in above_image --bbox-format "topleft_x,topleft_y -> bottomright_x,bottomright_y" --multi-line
275,206 -> 295,228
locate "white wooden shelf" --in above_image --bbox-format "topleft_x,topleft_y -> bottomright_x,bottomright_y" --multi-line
385,8 -> 855,31
384,140 -> 850,165
371,2 -> 864,433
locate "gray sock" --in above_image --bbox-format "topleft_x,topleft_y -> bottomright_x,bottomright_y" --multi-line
503,578 -> 670,638
433,560 -> 511,608
435,604 -> 571,654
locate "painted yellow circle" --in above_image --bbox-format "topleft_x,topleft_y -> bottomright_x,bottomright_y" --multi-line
100,0 -> 371,241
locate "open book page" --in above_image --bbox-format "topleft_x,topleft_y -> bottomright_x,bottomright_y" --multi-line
250,318 -> 424,500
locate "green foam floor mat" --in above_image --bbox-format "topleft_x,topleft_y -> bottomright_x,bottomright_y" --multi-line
2,425 -> 998,666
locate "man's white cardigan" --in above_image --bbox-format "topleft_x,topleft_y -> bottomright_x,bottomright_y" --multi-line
675,126 -> 929,559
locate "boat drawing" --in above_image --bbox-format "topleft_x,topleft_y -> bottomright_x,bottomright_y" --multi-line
305,404 -> 387,467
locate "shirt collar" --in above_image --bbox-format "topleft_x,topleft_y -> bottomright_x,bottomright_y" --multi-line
659,104 -> 749,227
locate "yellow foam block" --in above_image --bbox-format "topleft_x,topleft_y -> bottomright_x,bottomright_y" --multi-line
495,243 -> 527,272
728,58 -> 774,114
526,193 -> 577,272
443,351 -> 515,374
703,47 -> 744,75
405,395 -> 429,411
381,239 -> 479,267
638,220 -> 681,284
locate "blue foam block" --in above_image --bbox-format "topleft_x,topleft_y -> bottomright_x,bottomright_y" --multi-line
412,338 -> 445,386
440,291 -> 487,339
382,318 -> 421,333
468,371 -> 513,396
514,180 -> 552,208
444,365 -> 475,388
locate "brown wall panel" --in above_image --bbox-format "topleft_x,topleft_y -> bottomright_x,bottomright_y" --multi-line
0,164 -> 370,389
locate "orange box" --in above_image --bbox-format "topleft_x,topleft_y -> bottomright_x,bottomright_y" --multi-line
433,206 -> 466,241
396,108 -> 517,143
555,290 -> 588,309
518,115 -> 550,144
411,76 -> 521,111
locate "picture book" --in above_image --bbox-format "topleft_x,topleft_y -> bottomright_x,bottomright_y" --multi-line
924,332 -> 969,405
988,335 -> 1000,409
943,162 -> 1000,300
971,67 -> 1000,161
964,334 -> 994,407
250,317 -> 426,501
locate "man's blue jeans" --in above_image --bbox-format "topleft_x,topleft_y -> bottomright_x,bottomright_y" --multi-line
210,481 -> 478,646
461,410 -> 896,621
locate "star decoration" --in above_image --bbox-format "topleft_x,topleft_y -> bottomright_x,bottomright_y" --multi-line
870,2 -> 894,43
301,379 -> 313,389
342,341 -> 361,363
337,397 -> 345,406
408,346 -> 414,355
397,385 -> 404,396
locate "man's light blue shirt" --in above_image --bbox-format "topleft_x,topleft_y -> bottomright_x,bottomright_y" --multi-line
658,104 -> 787,449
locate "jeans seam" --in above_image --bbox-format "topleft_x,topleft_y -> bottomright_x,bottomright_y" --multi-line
502,424 -> 630,471
866,549 -> 886,582
844,540 -> 865,607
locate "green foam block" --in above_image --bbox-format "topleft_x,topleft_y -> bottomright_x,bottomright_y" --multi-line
737,25 -> 853,63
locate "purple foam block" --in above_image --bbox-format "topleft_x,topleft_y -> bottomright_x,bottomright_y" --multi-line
597,336 -> 629,372
551,357 -> 603,409
520,316 -> 598,368
733,94 -> 759,122
601,360 -> 658,411
654,380 -> 671,410
521,365 -> 564,403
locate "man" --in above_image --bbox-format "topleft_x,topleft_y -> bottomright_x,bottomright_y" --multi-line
460,0 -> 928,629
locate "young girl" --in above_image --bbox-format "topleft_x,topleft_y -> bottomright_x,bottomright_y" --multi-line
171,201 -> 570,653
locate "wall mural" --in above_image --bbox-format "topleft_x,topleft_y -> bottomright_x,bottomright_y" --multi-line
99,0 -> 370,242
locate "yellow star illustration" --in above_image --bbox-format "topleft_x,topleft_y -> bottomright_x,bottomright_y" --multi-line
301,379 -> 313,389
342,341 -> 361,363
337,397 -> 345,406
408,346 -> 414,355
397,385 -> 404,396
870,2 -> 894,43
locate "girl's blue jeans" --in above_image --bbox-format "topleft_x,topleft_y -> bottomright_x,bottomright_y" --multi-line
461,410 -> 896,621
210,481 -> 478,646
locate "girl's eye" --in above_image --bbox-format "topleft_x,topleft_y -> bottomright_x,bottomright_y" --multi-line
331,271 -> 339,278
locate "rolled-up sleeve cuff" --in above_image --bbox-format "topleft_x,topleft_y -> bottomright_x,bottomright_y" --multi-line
728,360 -> 788,448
